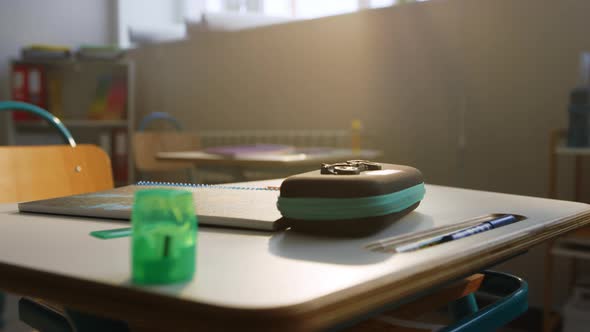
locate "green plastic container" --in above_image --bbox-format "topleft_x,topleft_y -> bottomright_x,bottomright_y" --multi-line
131,189 -> 197,284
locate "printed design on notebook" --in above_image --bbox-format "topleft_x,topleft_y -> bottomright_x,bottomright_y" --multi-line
26,185 -> 138,211
18,182 -> 282,231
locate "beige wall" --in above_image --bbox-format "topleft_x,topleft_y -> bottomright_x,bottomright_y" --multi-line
130,0 -> 590,306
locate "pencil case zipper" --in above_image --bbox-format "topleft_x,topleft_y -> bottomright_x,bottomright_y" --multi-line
277,183 -> 425,220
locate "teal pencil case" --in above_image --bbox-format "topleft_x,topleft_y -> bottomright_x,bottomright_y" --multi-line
277,160 -> 425,236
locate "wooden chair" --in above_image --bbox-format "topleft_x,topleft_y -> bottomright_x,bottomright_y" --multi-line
0,101 -> 114,331
132,131 -> 200,175
5,146 -> 119,331
133,112 -> 200,182
0,102 -> 112,203
0,144 -> 113,203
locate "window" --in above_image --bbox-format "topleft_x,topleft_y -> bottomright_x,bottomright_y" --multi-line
186,0 -> 401,19
117,0 -> 423,47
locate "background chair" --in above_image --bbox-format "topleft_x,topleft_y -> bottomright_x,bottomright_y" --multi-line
0,101 -> 115,331
133,112 -> 200,182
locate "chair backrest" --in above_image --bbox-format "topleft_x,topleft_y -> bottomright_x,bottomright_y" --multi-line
0,144 -> 114,203
133,132 -> 200,172
138,112 -> 183,131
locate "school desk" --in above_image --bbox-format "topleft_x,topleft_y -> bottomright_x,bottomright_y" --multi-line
156,148 -> 381,180
0,180 -> 589,331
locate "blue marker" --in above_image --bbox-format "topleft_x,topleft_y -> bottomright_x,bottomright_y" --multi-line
395,215 -> 518,253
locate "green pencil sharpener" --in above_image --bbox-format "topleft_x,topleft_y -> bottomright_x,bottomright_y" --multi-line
131,189 -> 197,284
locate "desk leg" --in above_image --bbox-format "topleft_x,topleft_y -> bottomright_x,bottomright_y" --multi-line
0,292 -> 4,328
543,240 -> 555,332
549,131 -> 560,199
575,156 -> 583,202
570,257 -> 578,290
549,150 -> 557,199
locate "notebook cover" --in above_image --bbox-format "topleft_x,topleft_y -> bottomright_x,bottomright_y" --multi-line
18,184 -> 282,231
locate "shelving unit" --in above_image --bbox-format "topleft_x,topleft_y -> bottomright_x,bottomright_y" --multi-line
6,58 -> 135,186
14,119 -> 128,129
544,128 -> 590,332
555,145 -> 590,156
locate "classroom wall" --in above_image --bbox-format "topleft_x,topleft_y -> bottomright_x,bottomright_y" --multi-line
129,0 -> 590,307
0,0 -> 115,144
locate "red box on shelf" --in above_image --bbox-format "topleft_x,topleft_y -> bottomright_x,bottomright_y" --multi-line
11,63 -> 47,121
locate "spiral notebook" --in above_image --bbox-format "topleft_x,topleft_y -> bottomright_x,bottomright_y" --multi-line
18,181 -> 282,231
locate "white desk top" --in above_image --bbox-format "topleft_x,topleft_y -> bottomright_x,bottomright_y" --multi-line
1,181 -> 589,330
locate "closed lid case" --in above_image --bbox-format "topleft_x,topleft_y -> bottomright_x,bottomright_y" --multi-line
277,161 -> 425,237
279,162 -> 423,199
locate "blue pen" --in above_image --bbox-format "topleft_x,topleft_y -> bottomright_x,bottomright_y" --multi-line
395,215 -> 518,253
440,214 -> 518,243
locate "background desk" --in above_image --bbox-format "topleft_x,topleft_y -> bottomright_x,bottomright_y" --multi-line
157,148 -> 381,181
0,181 -> 589,331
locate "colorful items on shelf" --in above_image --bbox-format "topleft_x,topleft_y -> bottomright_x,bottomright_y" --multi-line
47,74 -> 63,118
11,44 -> 128,122
88,74 -> 128,121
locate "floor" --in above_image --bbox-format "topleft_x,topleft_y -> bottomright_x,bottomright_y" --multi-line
0,294 -> 32,332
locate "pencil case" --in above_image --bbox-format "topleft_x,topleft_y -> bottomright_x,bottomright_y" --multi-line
277,160 -> 425,236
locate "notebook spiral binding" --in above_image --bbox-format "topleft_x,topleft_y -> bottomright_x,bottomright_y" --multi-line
136,181 -> 279,191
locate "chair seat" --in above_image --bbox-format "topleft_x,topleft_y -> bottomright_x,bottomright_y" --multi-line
346,271 -> 527,332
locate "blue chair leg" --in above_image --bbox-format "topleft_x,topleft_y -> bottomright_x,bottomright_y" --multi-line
441,271 -> 528,332
449,293 -> 479,321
